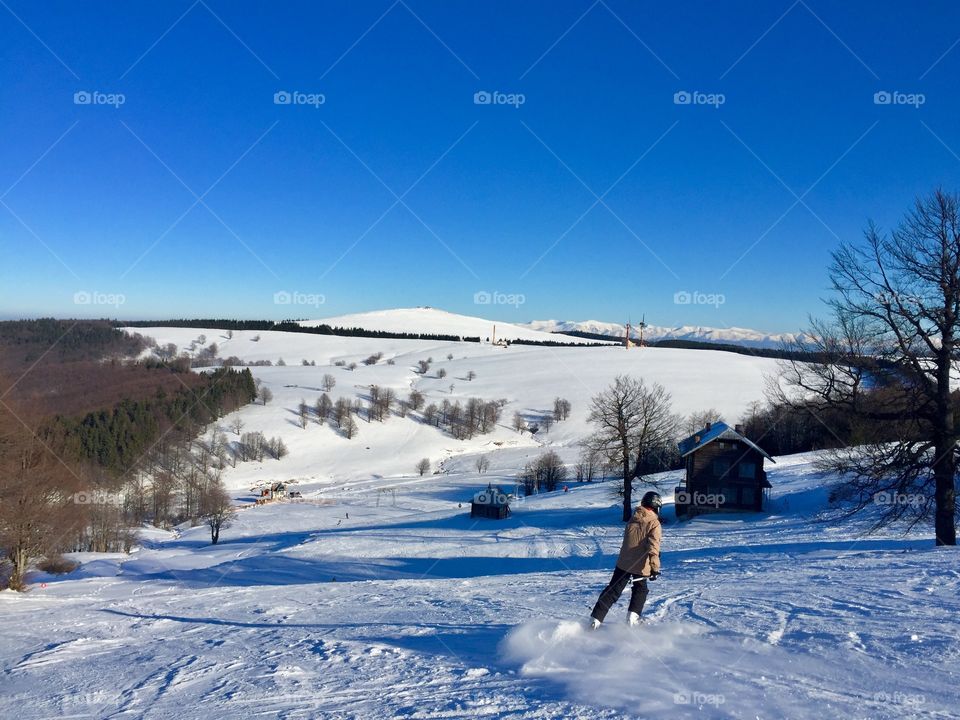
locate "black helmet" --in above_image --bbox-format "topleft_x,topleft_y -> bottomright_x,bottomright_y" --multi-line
640,491 -> 662,513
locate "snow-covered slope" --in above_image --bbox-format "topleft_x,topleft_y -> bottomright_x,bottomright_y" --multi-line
302,307 -> 603,344
123,325 -> 782,489
3,327 -> 954,719
2,450 -> 955,719
525,318 -> 811,349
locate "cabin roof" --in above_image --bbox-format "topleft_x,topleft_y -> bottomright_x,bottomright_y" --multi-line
677,421 -> 775,463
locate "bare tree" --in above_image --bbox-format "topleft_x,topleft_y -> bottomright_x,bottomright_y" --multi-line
466,370 -> 476,381
318,393 -> 332,423
476,455 -> 490,474
322,374 -> 336,392
512,411 -> 526,433
417,360 -> 431,374
0,426 -> 82,590
333,398 -> 351,428
553,397 -> 572,421
585,375 -> 679,521
259,387 -> 273,405
778,189 -> 960,545
202,480 -> 235,545
437,368 -> 447,379
684,408 -> 724,435
408,389 -> 425,411
229,416 -> 245,436
298,400 -> 309,429
416,458 -> 431,476
343,413 -> 358,439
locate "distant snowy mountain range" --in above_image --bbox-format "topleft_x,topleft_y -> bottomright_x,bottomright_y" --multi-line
299,308 -> 805,350
522,319 -> 808,349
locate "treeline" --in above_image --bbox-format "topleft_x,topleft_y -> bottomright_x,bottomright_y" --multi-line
0,363 -> 259,590
118,319 -> 482,343
45,367 -> 257,474
508,337 -> 611,348
0,318 -> 145,362
557,329 -> 829,361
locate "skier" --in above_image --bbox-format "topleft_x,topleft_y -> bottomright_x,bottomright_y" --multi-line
589,491 -> 662,629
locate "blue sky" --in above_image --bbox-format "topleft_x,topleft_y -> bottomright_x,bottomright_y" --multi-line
2,0 -> 959,332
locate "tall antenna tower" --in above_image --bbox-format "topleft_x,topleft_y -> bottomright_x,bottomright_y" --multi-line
638,314 -> 647,347
624,321 -> 633,349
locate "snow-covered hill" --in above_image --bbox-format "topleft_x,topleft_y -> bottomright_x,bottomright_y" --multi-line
2,450 -> 955,719
302,307 -> 604,344
2,326 -> 955,719
525,318 -> 811,349
123,325 -> 781,489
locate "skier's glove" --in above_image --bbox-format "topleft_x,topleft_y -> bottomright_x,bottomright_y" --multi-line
648,571 -> 660,581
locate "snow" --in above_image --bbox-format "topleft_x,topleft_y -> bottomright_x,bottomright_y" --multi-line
2,324 -> 957,719
124,323 -> 782,490
524,318 -> 813,349
302,306 -> 606,344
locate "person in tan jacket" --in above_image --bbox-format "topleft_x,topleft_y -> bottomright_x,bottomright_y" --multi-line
590,491 -> 662,628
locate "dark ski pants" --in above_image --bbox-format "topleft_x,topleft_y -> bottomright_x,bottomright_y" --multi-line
591,567 -> 648,623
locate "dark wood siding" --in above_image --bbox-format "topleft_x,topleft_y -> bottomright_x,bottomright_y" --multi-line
677,438 -> 768,515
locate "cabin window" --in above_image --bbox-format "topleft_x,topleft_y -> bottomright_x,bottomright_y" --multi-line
712,460 -> 730,477
739,462 -> 756,479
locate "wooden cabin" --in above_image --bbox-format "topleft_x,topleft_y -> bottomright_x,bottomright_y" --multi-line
675,422 -> 773,517
470,484 -> 511,520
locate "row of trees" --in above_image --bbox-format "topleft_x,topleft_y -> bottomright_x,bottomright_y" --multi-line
520,450 -> 568,495
422,397 -> 504,440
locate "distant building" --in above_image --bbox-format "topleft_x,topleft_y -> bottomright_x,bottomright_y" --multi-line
470,483 -> 511,520
675,422 -> 774,517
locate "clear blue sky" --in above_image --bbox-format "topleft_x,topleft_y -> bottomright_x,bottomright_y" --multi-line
2,0 -> 959,332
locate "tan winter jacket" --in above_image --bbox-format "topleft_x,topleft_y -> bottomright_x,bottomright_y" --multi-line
615,507 -> 662,576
